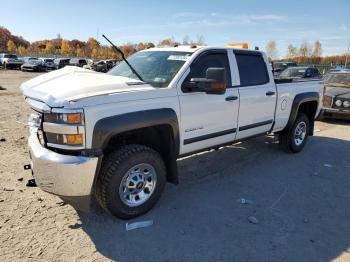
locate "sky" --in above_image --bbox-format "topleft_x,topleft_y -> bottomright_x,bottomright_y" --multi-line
1,0 -> 349,57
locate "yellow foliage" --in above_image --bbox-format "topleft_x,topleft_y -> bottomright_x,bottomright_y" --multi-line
7,40 -> 17,53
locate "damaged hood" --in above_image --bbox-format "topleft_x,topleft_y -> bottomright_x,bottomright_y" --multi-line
20,66 -> 156,107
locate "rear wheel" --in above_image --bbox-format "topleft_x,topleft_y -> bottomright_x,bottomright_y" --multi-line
96,144 -> 166,219
279,113 -> 310,153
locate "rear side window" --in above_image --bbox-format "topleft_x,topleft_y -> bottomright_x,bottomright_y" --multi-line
235,52 -> 269,86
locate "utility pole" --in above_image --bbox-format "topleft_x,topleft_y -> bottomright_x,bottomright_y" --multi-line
345,43 -> 350,68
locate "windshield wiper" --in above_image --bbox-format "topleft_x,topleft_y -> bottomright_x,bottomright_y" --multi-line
102,34 -> 144,82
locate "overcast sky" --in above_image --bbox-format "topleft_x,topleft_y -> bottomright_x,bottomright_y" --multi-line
2,0 -> 349,56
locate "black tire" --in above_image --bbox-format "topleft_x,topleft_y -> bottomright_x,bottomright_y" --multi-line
279,112 -> 310,153
96,144 -> 166,219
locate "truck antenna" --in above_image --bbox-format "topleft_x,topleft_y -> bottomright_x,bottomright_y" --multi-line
102,34 -> 144,82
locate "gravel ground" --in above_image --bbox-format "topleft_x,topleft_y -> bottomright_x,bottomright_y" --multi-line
0,70 -> 350,262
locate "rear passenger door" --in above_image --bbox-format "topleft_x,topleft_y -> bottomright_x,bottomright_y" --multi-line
233,50 -> 277,140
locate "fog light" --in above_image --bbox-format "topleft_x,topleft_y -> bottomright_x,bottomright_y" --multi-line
66,134 -> 83,145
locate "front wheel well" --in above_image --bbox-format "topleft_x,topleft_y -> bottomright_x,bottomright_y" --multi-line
102,125 -> 179,184
298,101 -> 318,135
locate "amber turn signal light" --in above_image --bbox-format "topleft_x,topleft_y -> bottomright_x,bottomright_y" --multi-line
66,113 -> 82,124
66,134 -> 83,145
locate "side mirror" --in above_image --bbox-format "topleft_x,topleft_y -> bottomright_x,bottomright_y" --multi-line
183,67 -> 226,95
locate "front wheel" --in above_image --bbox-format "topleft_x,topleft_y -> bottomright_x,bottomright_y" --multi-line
96,144 -> 166,219
279,113 -> 310,153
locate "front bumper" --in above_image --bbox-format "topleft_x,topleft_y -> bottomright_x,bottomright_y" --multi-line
28,132 -> 99,208
320,108 -> 350,120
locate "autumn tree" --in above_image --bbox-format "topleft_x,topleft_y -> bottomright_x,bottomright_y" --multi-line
7,40 -> 17,53
145,42 -> 155,49
17,45 -> 26,55
45,41 -> 55,55
311,40 -> 322,64
60,40 -> 72,56
158,38 -> 179,47
266,40 -> 278,60
286,44 -> 298,59
136,42 -> 146,51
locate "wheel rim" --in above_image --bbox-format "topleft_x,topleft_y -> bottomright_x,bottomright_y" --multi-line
119,163 -> 157,207
294,121 -> 307,146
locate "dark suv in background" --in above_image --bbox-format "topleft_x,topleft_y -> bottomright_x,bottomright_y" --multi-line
69,58 -> 87,67
278,66 -> 322,79
54,58 -> 70,69
273,61 -> 297,77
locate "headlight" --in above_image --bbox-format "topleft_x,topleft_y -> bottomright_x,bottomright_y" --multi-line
43,109 -> 85,149
335,99 -> 342,107
343,101 -> 350,108
44,112 -> 83,124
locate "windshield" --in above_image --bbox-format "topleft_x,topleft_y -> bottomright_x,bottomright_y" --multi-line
279,68 -> 306,78
28,60 -> 42,65
325,73 -> 350,88
4,54 -> 17,59
44,59 -> 54,63
108,51 -> 192,87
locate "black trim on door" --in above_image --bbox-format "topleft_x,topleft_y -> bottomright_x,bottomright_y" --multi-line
184,128 -> 236,145
239,120 -> 273,131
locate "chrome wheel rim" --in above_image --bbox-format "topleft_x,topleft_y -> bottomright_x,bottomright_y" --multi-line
119,163 -> 157,207
294,121 -> 307,146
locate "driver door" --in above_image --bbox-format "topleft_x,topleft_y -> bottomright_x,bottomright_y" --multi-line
177,50 -> 239,155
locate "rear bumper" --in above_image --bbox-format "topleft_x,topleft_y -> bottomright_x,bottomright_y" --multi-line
28,132 -> 99,209
320,108 -> 350,120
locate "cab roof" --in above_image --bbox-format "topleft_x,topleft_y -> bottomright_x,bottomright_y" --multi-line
144,45 -> 263,54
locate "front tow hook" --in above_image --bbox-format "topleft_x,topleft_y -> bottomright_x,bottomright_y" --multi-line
23,164 -> 37,187
26,179 -> 37,187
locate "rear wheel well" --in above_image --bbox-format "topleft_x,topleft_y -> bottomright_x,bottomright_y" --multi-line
102,125 -> 178,184
298,101 -> 318,135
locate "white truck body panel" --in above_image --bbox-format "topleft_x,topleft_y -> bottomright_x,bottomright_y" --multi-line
21,46 -> 323,154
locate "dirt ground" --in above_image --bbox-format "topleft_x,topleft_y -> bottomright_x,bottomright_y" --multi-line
0,70 -> 350,262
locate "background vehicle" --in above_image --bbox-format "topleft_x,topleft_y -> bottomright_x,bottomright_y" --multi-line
39,58 -> 56,71
69,58 -> 88,67
273,61 -> 297,77
0,53 -> 24,69
321,71 -> 350,120
22,46 -> 324,219
54,58 -> 70,69
21,59 -> 46,72
278,66 -> 322,79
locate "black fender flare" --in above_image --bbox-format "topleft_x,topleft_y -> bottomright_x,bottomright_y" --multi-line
284,92 -> 319,135
92,108 -> 180,184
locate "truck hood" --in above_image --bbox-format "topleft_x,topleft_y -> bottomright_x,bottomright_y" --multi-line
21,66 -> 155,107
325,86 -> 350,99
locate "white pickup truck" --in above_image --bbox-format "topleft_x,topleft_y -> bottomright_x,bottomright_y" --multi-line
21,46 -> 324,219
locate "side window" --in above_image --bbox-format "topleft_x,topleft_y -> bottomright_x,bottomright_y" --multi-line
235,53 -> 269,86
184,52 -> 231,88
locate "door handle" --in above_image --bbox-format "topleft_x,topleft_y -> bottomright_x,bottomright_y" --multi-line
225,96 -> 238,101
266,91 -> 276,96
